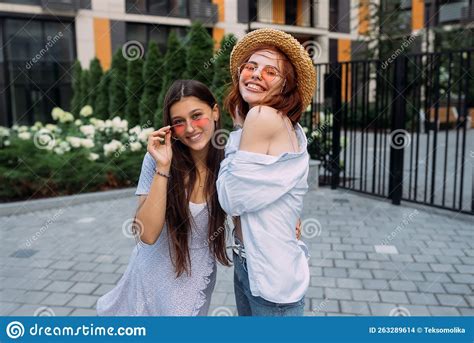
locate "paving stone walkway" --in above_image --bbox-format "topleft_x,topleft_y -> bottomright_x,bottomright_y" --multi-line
1,187 -> 472,316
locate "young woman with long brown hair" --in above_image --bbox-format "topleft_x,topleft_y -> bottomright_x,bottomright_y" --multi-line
97,80 -> 230,316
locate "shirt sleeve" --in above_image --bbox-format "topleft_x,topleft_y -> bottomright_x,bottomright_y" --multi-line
217,130 -> 308,216
135,152 -> 156,196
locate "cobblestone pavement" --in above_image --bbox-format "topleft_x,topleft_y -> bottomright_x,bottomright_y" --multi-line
1,187 -> 472,316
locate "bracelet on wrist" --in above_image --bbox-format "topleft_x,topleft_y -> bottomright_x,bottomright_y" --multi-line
154,167 -> 170,179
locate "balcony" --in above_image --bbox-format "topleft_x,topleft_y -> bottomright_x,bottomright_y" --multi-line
189,1 -> 218,23
254,0 -> 315,27
329,0 -> 350,33
439,1 -> 469,23
40,0 -> 79,11
461,4 -> 474,23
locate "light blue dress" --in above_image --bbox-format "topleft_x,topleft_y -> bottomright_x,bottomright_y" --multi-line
96,152 -> 216,316
216,124 -> 310,304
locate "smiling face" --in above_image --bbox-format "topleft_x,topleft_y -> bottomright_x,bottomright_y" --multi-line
169,96 -> 219,152
238,49 -> 286,108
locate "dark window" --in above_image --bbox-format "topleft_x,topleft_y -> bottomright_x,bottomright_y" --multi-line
127,0 -> 147,13
127,22 -> 148,51
329,0 -> 350,33
0,18 -> 75,126
0,0 -> 41,4
329,38 -> 338,63
285,0 -> 297,25
149,0 -> 168,15
329,0 -> 338,32
126,0 -> 189,17
169,0 -> 188,17
126,22 -> 187,53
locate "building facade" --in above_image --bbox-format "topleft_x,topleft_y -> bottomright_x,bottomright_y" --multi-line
0,0 -> 472,126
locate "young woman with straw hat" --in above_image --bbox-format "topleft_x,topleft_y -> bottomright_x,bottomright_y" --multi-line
217,28 -> 317,316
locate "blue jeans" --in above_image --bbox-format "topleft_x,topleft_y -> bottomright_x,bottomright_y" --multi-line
233,251 -> 305,316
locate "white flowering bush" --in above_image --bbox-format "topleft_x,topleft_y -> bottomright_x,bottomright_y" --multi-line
0,105 -> 154,201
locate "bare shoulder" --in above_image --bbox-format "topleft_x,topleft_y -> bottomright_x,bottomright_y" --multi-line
246,105 -> 282,122
243,106 -> 284,137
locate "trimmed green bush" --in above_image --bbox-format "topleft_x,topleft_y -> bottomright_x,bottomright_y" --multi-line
156,31 -> 186,127
70,61 -> 83,116
95,71 -> 111,120
125,58 -> 144,127
80,70 -> 90,109
108,49 -> 128,117
212,34 -> 237,132
185,22 -> 214,85
140,41 -> 163,127
88,58 -> 103,109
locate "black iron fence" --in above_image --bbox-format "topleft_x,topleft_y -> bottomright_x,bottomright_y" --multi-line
306,49 -> 473,215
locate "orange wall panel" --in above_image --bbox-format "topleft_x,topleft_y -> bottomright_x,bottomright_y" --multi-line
412,0 -> 424,31
212,0 -> 225,22
273,0 -> 285,24
296,0 -> 303,26
93,18 -> 112,71
338,39 -> 352,101
338,39 -> 351,62
213,27 -> 225,50
359,0 -> 369,35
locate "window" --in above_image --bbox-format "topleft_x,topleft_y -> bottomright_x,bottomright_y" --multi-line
0,18 -> 75,126
0,0 -> 41,4
126,0 -> 189,17
126,22 -> 187,53
329,0 -> 350,33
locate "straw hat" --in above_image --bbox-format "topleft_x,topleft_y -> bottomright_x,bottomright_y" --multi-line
230,28 -> 316,111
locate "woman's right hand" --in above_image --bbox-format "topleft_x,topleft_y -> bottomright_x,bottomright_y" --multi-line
147,126 -> 172,168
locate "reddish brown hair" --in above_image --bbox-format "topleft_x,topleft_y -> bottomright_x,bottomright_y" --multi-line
224,46 -> 303,125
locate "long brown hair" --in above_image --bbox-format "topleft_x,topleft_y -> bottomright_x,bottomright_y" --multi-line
161,79 -> 230,277
224,45 -> 303,125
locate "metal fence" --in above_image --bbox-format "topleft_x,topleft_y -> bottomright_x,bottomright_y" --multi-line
307,49 -> 473,215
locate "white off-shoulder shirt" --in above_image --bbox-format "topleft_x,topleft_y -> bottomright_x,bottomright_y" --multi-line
216,124 -> 310,304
